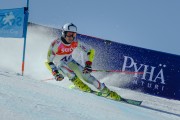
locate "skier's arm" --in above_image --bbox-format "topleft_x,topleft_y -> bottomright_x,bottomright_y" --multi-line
87,49 -> 95,62
78,42 -> 95,73
78,42 -> 95,62
46,40 -> 64,81
47,40 -> 56,63
46,40 -> 57,72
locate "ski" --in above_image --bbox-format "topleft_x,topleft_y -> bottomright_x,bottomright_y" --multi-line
89,89 -> 142,106
120,98 -> 142,106
69,84 -> 142,106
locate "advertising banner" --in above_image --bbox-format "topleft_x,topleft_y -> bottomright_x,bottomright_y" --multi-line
77,34 -> 180,100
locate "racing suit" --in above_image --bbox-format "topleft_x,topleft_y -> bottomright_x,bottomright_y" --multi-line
46,37 -> 105,91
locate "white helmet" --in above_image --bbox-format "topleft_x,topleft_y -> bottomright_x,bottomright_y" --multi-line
62,23 -> 77,38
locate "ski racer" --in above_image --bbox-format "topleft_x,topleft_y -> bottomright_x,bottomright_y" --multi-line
45,23 -> 121,100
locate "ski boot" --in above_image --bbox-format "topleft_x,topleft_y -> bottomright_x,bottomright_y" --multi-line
71,76 -> 91,92
101,85 -> 121,101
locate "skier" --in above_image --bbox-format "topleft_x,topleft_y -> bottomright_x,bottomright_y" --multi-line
45,23 -> 121,100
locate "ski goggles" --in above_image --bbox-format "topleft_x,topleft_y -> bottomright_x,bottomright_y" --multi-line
66,32 -> 77,37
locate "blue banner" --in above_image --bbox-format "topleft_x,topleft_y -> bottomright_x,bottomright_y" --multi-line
77,34 -> 180,100
0,8 -> 26,38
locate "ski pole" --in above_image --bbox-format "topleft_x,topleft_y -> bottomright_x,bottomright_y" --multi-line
92,69 -> 144,74
42,70 -> 143,82
40,78 -> 54,82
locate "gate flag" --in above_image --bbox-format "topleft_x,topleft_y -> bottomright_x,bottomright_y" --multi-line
0,7 -> 27,38
0,7 -> 29,76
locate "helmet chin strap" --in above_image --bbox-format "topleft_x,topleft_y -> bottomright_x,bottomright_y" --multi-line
61,36 -> 76,44
61,37 -> 70,44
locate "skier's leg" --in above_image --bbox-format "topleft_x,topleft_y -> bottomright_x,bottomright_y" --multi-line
100,84 -> 121,100
67,60 -> 121,100
67,60 -> 104,89
70,75 -> 91,92
85,76 -> 121,100
57,63 -> 91,92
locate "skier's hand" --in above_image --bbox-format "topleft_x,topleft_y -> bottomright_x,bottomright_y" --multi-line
55,73 -> 64,81
83,61 -> 92,74
52,69 -> 64,81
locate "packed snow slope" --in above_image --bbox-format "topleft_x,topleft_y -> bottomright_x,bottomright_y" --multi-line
0,24 -> 180,120
0,71 -> 180,120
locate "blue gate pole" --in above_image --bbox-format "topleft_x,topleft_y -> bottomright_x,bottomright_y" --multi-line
21,0 -> 29,76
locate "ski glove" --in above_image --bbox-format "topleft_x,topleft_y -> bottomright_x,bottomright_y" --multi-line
83,61 -> 92,74
55,73 -> 64,81
52,69 -> 64,81
48,62 -> 64,81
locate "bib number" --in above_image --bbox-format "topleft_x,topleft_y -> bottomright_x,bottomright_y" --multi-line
61,55 -> 72,62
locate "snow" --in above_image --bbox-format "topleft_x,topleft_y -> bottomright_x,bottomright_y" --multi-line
0,71 -> 179,120
0,25 -> 180,120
